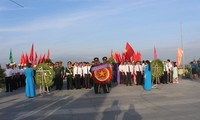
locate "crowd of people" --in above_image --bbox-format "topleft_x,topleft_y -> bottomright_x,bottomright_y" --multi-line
3,57 -> 200,98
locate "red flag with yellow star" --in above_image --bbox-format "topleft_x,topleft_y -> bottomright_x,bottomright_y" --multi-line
125,42 -> 135,61
91,64 -> 112,84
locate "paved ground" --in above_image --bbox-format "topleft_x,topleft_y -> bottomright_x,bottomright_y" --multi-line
0,78 -> 200,120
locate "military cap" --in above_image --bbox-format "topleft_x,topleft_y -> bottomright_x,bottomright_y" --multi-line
102,56 -> 107,61
93,57 -> 99,61
67,61 -> 72,64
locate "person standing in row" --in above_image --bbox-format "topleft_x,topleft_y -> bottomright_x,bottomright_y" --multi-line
135,61 -> 143,85
24,63 -> 36,98
91,57 -> 101,94
11,63 -> 17,90
144,60 -> 152,91
141,60 -> 146,85
66,61 -> 74,90
167,59 -> 173,83
82,62 -> 91,89
173,62 -> 179,84
73,62 -> 82,89
163,61 -> 168,84
102,57 -> 110,93
5,64 -> 13,92
191,60 -> 198,79
58,61 -> 64,88
125,61 -> 133,86
54,62 -> 63,90
119,62 -> 126,84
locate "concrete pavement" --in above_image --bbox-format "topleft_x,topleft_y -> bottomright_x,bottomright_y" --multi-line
0,79 -> 200,120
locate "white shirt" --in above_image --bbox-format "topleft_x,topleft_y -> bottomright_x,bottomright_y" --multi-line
119,64 -> 123,72
125,64 -> 134,74
73,66 -> 83,76
135,64 -> 142,73
142,63 -> 146,71
121,64 -> 126,72
164,64 -> 168,72
12,68 -> 17,75
19,68 -> 24,75
167,62 -> 173,72
82,66 -> 91,75
5,68 -> 13,77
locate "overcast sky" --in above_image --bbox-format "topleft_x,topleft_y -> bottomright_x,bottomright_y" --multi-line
0,0 -> 200,67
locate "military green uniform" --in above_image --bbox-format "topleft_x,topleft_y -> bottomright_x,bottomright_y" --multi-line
54,67 -> 63,90
66,66 -> 73,89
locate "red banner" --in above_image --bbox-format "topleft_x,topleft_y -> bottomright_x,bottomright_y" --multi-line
91,64 -> 112,84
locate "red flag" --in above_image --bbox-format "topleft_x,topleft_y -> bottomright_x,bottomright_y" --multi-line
34,52 -> 38,65
20,54 -> 23,64
125,42 -> 135,61
47,49 -> 50,59
122,52 -> 126,62
132,54 -> 136,62
29,44 -> 34,62
135,52 -> 141,61
176,48 -> 183,67
41,54 -> 46,63
26,53 -> 29,64
38,54 -> 42,64
138,52 -> 141,61
125,54 -> 131,62
114,53 -> 121,63
154,46 -> 157,60
20,53 -> 25,64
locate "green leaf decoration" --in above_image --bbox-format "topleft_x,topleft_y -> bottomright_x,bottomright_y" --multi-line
151,59 -> 164,80
34,63 -> 55,87
108,57 -> 115,64
45,58 -> 54,64
0,68 -> 5,92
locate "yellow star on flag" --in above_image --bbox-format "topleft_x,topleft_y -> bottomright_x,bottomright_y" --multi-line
99,71 -> 105,76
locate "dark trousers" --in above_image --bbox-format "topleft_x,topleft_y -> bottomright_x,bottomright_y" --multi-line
75,74 -> 81,89
21,75 -> 26,87
84,74 -> 91,89
163,71 -> 168,83
102,83 -> 109,93
94,82 -> 100,94
80,75 -> 84,88
67,76 -> 73,89
55,76 -> 63,90
16,76 -> 21,88
5,77 -> 13,92
136,71 -> 142,85
126,72 -> 132,86
20,75 -> 24,87
168,71 -> 172,83
13,77 -> 17,90
120,72 -> 125,84
141,71 -> 144,84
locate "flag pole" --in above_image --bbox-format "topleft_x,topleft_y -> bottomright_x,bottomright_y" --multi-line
180,22 -> 184,68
